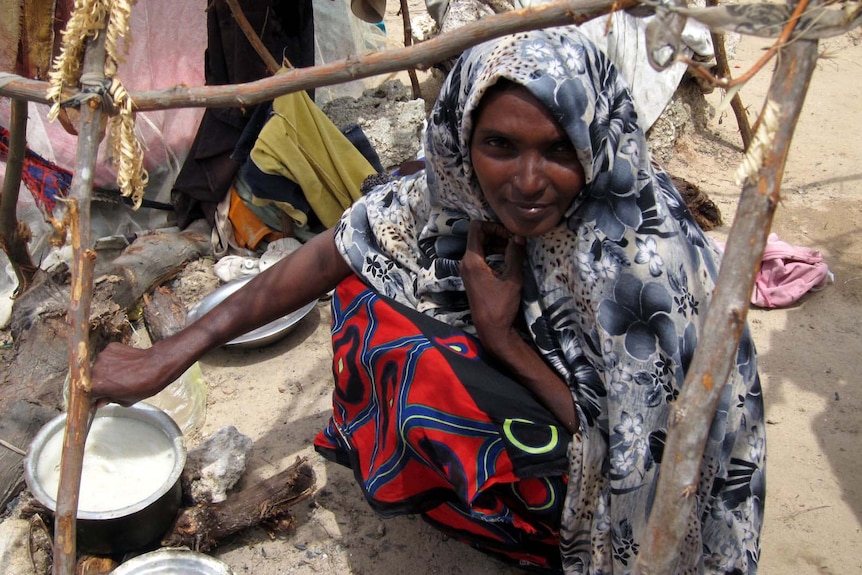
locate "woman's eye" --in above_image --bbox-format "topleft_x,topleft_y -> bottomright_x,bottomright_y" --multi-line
485,137 -> 510,148
549,140 -> 575,155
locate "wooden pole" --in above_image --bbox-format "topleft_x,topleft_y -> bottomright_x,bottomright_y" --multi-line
0,98 -> 38,293
399,0 -> 422,99
52,31 -> 107,575
0,0 -> 634,109
634,34 -> 820,575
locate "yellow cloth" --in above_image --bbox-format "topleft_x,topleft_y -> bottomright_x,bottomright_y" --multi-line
250,86 -> 375,228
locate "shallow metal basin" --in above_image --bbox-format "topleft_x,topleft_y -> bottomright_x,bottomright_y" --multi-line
186,275 -> 318,349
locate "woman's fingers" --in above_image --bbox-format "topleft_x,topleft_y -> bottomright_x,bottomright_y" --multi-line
466,220 -> 511,259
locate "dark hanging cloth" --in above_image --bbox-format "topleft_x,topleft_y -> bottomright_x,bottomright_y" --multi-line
171,0 -> 315,229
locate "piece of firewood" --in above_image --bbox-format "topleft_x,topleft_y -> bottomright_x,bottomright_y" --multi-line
671,175 -> 723,231
76,555 -> 119,575
142,287 -> 188,342
93,221 -> 211,314
162,457 -> 316,552
28,513 -> 53,575
0,401 -> 58,511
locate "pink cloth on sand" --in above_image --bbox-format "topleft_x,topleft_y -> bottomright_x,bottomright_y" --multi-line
751,233 -> 832,308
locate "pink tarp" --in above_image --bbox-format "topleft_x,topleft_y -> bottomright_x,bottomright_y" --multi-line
0,0 -> 208,207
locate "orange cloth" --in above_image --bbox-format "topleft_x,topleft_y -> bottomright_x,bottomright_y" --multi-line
227,187 -> 283,250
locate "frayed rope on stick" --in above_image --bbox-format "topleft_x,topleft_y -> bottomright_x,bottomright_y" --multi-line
735,99 -> 781,187
46,0 -> 147,208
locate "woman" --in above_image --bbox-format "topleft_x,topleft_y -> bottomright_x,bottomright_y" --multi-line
92,28 -> 765,574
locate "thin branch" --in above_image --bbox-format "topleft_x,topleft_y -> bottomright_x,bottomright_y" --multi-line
705,0 -> 753,150
399,0 -> 422,99
52,32 -> 106,575
778,504 -> 831,521
728,0 -> 811,88
634,35 -> 821,575
684,0 -> 811,92
0,437 -> 27,456
0,0 -> 636,109
0,99 -> 38,294
224,0 -> 283,74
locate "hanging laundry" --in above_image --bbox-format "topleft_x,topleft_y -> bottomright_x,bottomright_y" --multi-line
249,86 -> 377,229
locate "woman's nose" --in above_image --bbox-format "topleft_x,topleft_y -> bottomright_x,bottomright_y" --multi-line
514,153 -> 547,197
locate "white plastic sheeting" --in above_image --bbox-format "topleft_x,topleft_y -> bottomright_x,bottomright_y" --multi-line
428,0 -> 715,132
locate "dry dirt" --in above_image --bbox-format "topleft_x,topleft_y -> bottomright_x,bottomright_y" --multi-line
11,4 -> 862,575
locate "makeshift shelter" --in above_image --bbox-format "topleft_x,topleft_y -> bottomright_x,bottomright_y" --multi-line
1,0 -> 856,572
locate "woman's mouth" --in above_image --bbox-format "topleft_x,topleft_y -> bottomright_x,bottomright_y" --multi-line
513,203 -> 552,220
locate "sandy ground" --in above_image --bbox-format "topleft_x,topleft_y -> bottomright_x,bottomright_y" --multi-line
8,4 -> 862,575
166,14 -> 862,575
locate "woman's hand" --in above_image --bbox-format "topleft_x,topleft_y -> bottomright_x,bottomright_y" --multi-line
460,220 -> 526,354
461,220 -> 579,434
90,340 -> 189,407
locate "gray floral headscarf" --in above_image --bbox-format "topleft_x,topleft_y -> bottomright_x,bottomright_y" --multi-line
334,27 -> 764,575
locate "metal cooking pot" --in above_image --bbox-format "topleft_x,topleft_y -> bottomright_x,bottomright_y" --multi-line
24,403 -> 186,555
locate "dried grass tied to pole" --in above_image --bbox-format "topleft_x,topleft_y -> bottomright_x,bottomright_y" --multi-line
105,78 -> 148,208
46,0 -> 148,208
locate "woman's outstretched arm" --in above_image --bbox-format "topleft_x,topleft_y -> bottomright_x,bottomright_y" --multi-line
90,227 -> 352,406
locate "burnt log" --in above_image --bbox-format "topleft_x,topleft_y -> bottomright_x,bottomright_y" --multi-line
162,457 -> 316,552
0,401 -> 57,512
142,286 -> 189,342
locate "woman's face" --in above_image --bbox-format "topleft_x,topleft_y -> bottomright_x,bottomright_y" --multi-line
470,84 -> 585,237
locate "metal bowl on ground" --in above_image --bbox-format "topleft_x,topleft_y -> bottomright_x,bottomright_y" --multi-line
24,404 -> 186,555
110,548 -> 235,575
185,275 -> 318,349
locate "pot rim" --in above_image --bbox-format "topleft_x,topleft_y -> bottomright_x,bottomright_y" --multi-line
24,403 -> 187,521
110,548 -> 235,574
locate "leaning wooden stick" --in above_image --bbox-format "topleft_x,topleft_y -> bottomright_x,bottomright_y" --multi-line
710,30 -> 753,150
634,35 -> 821,575
399,0 -> 422,99
0,98 -> 37,293
52,33 -> 107,575
706,0 -> 753,150
223,0 -> 283,74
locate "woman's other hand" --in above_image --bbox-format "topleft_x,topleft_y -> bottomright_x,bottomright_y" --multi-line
461,220 -> 526,352
90,340 -> 184,407
461,220 -> 578,433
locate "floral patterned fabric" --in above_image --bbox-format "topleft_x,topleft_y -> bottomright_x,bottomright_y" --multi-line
333,27 -> 765,574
